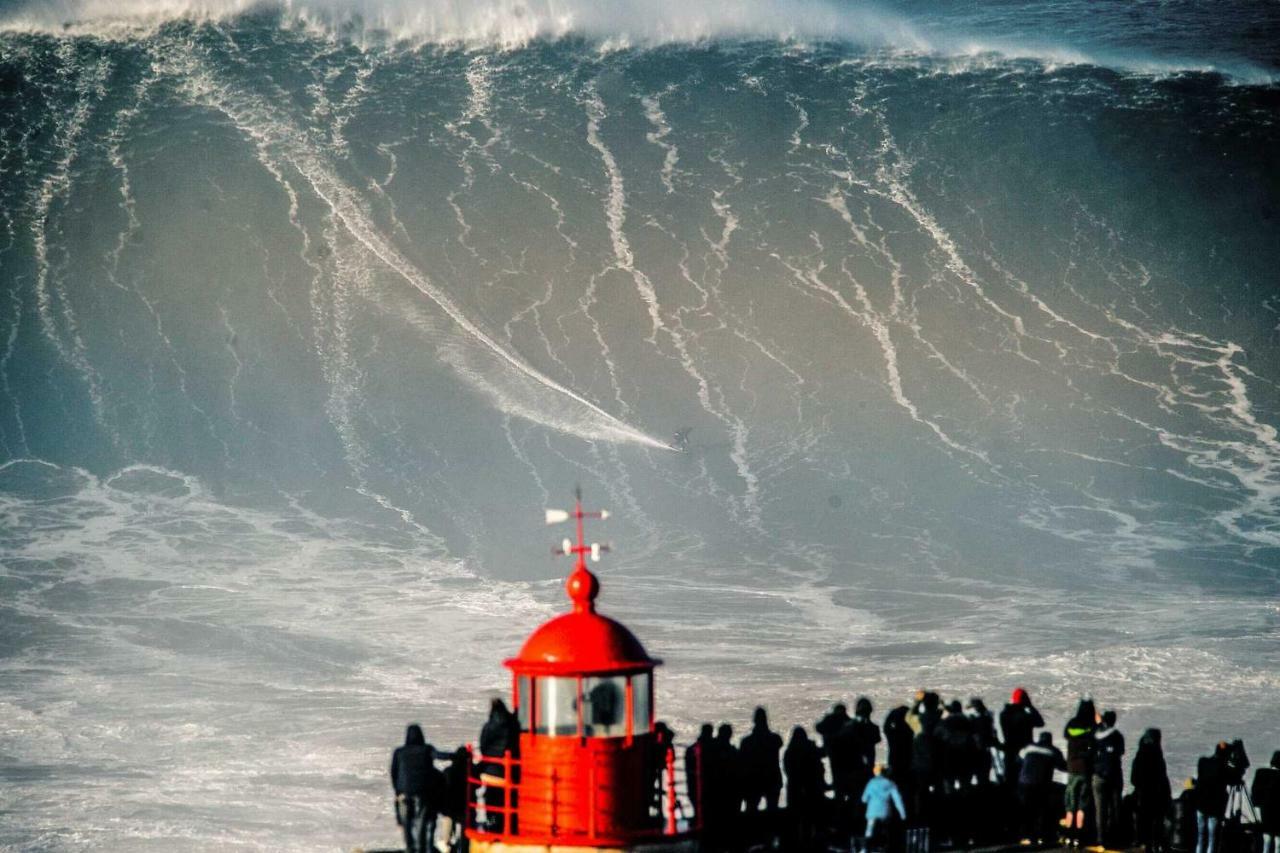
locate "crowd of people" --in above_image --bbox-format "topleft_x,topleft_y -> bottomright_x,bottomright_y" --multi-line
388,690 -> 1279,853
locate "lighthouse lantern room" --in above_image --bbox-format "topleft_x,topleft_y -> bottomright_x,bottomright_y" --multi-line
466,491 -> 695,852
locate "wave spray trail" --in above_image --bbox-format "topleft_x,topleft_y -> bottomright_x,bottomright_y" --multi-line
153,34 -> 669,451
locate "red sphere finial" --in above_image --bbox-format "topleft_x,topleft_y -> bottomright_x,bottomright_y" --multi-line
566,564 -> 599,613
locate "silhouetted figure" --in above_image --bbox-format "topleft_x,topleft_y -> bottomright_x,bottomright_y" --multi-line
1000,688 -> 1045,787
687,723 -> 715,825
740,707 -> 784,817
672,427 -> 692,451
1196,743 -> 1230,853
391,725 -> 445,853
1093,710 -> 1125,846
478,699 -> 520,833
1063,697 -> 1098,848
784,726 -> 825,849
967,698 -> 998,786
837,697 -> 882,828
1017,731 -> 1065,845
936,700 -> 976,844
704,723 -> 741,851
965,697 -> 1001,843
1251,751 -> 1280,853
862,765 -> 907,851
1132,728 -> 1172,853
884,704 -> 915,786
1173,779 -> 1198,853
440,746 -> 470,853
908,691 -> 943,828
651,722 -> 676,823
818,703 -> 852,799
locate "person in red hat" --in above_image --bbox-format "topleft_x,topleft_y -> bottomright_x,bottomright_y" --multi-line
999,688 -> 1045,789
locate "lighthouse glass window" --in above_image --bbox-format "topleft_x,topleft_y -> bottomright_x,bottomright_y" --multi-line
582,676 -> 627,737
630,672 -> 651,734
534,677 -> 579,736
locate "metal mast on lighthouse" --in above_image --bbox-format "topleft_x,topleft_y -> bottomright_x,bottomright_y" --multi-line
465,488 -> 693,852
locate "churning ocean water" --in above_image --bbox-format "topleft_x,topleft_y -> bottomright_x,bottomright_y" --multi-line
1,0 -> 1278,848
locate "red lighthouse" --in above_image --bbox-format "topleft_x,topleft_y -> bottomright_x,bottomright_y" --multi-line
466,491 -> 696,852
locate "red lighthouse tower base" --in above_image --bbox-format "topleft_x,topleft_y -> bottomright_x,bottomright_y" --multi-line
466,494 -> 697,852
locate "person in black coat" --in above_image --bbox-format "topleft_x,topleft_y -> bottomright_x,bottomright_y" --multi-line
391,724 -> 445,853
784,726 -> 825,849
936,700 -> 976,845
1017,731 -> 1066,845
1132,728 -> 1172,853
1092,710 -> 1126,847
439,746 -> 470,852
706,723 -> 741,851
817,703 -> 852,804
1000,688 -> 1044,787
686,723 -> 715,824
967,698 -> 998,786
1196,743 -> 1230,853
1252,751 -> 1280,853
478,699 -> 520,832
908,691 -> 943,826
837,698 -> 881,819
740,707 -> 784,813
883,705 -> 914,788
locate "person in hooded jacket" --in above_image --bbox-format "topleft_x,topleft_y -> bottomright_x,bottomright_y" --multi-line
1063,697 -> 1098,848
1252,751 -> 1280,853
1195,743 -> 1230,853
478,699 -> 520,833
1132,728 -> 1172,853
784,726 -> 825,850
861,764 -> 907,852
1092,710 -> 1125,847
391,725 -> 445,853
740,707 -> 784,814
1001,688 -> 1045,787
1018,731 -> 1066,845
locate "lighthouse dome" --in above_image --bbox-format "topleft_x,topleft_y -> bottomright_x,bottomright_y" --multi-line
506,609 -> 658,676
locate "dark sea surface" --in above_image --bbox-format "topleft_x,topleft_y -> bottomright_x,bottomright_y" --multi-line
1,0 -> 1278,848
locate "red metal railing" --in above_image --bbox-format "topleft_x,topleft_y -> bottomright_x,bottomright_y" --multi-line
464,743 -> 701,846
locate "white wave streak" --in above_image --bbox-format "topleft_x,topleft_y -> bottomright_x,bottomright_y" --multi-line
773,243 -> 986,464
1154,334 -> 1280,548
30,43 -> 117,445
157,40 -> 668,450
583,87 -> 666,348
445,53 -> 503,260
594,86 -> 767,524
829,188 -> 991,407
641,89 -> 679,194
845,94 -> 1049,369
99,65 -> 229,461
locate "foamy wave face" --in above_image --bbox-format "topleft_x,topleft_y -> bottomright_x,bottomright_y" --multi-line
0,460 -> 555,850
0,0 -> 928,49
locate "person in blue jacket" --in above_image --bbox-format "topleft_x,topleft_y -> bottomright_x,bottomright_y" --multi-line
861,763 -> 907,851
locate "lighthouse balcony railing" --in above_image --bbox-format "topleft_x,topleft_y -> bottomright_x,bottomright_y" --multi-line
464,743 -> 701,845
